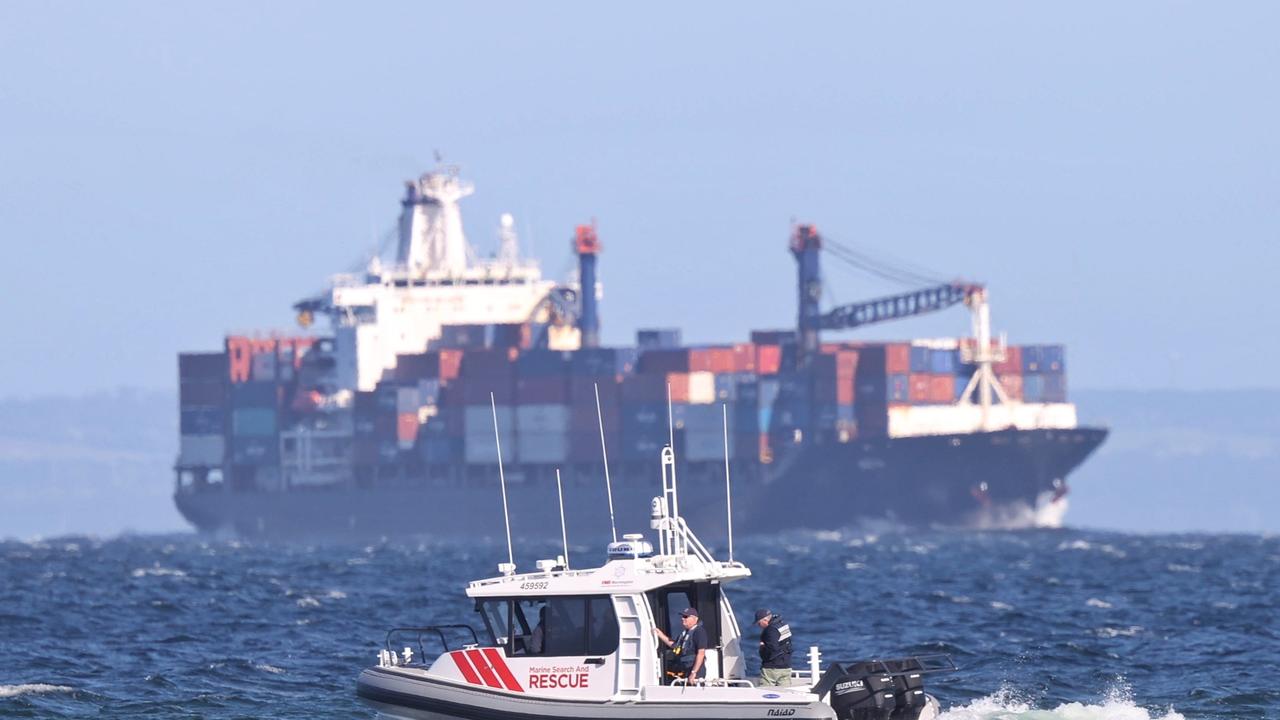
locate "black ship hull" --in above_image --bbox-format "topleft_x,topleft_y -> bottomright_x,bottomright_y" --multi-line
174,427 -> 1107,540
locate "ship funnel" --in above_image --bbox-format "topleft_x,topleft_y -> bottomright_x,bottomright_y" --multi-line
396,167 -> 475,277
575,223 -> 601,348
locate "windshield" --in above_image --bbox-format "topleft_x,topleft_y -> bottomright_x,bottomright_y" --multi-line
477,599 -> 511,647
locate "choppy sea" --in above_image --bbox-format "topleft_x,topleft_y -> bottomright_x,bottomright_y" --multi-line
1,529 -> 1276,719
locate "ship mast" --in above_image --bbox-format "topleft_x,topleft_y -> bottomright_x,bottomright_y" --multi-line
397,166 -> 475,277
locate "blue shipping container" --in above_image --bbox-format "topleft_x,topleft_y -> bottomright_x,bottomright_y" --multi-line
637,329 -> 681,349
518,350 -> 570,376
930,349 -> 958,374
1042,372 -> 1067,402
1023,374 -> 1046,402
230,381 -> 277,408
909,347 -> 931,373
232,407 -> 277,437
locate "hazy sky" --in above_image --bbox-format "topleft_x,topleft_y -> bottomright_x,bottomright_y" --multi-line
2,2 -> 1276,396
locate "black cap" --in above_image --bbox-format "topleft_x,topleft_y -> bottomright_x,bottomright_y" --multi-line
679,607 -> 699,618
754,608 -> 771,621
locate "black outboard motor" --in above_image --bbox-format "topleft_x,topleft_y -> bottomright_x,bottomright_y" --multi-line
821,662 -> 898,720
814,655 -> 953,720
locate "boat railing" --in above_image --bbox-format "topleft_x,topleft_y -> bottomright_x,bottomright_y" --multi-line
384,624 -> 481,664
670,678 -> 757,688
468,567 -> 598,588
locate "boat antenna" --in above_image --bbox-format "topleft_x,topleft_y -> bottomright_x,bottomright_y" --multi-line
491,392 -> 514,570
594,382 -> 617,543
722,403 -> 734,564
555,468 -> 570,569
666,382 -> 679,521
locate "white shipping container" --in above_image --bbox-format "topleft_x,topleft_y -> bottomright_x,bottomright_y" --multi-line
516,404 -> 570,434
687,371 -> 716,404
464,404 -> 515,436
684,430 -> 733,461
465,434 -> 518,464
180,434 -> 225,465
516,431 -> 570,464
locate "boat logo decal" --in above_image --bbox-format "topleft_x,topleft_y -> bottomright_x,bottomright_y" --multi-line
762,693 -> 781,698
450,649 -> 525,693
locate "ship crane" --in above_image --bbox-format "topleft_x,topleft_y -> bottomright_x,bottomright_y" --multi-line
791,224 -> 1011,423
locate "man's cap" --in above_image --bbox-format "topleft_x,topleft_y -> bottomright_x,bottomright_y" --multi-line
679,607 -> 699,618
754,608 -> 771,621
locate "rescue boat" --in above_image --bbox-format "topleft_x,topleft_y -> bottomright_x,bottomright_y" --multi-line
356,446 -> 952,720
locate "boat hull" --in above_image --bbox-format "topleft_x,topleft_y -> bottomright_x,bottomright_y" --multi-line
176,427 -> 1107,539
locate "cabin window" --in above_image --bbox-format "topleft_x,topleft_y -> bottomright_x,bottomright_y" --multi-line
476,599 -> 512,647
499,595 -> 619,657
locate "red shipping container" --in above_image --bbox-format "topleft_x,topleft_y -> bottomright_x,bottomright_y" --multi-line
667,373 -> 692,403
886,344 -> 911,375
928,375 -> 955,404
439,350 -> 464,381
993,346 -> 1022,376
908,374 -> 933,403
690,347 -> 735,374
397,413 -> 418,442
756,345 -> 782,375
517,376 -> 569,404
731,343 -> 756,372
997,374 -> 1023,400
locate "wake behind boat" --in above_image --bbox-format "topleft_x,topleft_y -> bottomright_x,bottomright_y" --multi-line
356,440 -> 954,720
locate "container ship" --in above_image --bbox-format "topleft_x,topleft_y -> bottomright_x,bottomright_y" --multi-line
173,166 -> 1107,539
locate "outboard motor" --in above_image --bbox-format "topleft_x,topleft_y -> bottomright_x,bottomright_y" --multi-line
814,656 -> 951,720
821,663 -> 898,720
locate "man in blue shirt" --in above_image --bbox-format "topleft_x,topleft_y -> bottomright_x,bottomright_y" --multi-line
654,607 -> 709,682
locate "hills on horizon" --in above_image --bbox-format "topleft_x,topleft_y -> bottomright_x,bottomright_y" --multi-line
0,387 -> 1275,539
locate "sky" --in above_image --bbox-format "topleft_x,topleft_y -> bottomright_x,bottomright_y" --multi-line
1,2 -> 1277,397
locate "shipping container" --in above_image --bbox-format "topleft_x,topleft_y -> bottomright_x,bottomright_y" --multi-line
1042,372 -> 1067,402
636,328 -> 682,349
928,375 -> 956,404
909,346 -> 931,374
1042,345 -> 1065,373
464,431 -> 517,464
685,430 -> 733,461
755,345 -> 782,376
464,405 -> 515,439
179,379 -> 225,406
462,347 -> 519,377
179,353 -> 226,381
232,407 -> 276,437
517,349 -> 570,376
620,373 -> 669,403
397,413 -> 418,445
667,371 -> 716,404
930,349 -> 958,374
993,345 -> 1022,376
620,434 -> 667,462
749,330 -> 795,346
396,386 -> 422,413
461,377 -> 515,404
230,381 -> 277,408
690,347 -> 736,374
570,347 -> 637,376
179,406 -> 224,435
888,374 -> 910,403
621,403 -> 667,434
996,374 -> 1023,401
570,376 -> 621,409
516,431 -> 570,464
885,343 -> 911,375
731,343 -> 756,373
638,349 -> 690,374
516,376 -> 569,404
1023,373 -> 1046,402
418,436 -> 460,465
395,352 -> 440,382
516,404 -> 570,434
179,434 -> 224,466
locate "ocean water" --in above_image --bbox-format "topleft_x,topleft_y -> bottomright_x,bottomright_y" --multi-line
1,529 -> 1276,719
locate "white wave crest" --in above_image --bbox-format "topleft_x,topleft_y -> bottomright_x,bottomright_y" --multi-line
1086,598 -> 1113,609
0,683 -> 74,698
130,566 -> 187,578
255,663 -> 286,674
939,683 -> 1184,720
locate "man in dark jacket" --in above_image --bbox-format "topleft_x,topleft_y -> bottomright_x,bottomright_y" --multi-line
654,607 -> 709,682
755,608 -> 793,686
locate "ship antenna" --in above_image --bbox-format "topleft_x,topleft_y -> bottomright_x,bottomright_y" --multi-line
722,403 -> 734,564
555,468 -> 570,569
491,392 -> 514,571
594,382 -> 617,543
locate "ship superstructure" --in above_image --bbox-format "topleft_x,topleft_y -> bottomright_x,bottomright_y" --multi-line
173,166 -> 1106,537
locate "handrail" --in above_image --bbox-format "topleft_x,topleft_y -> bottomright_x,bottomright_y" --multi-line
384,624 -> 481,664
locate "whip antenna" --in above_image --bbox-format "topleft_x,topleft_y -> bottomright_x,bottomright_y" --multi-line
722,403 -> 734,563
666,382 -> 679,521
594,382 -> 617,543
491,392 -> 514,569
555,468 -> 570,569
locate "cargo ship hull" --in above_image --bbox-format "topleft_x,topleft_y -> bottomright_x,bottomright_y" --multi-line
174,426 -> 1107,539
